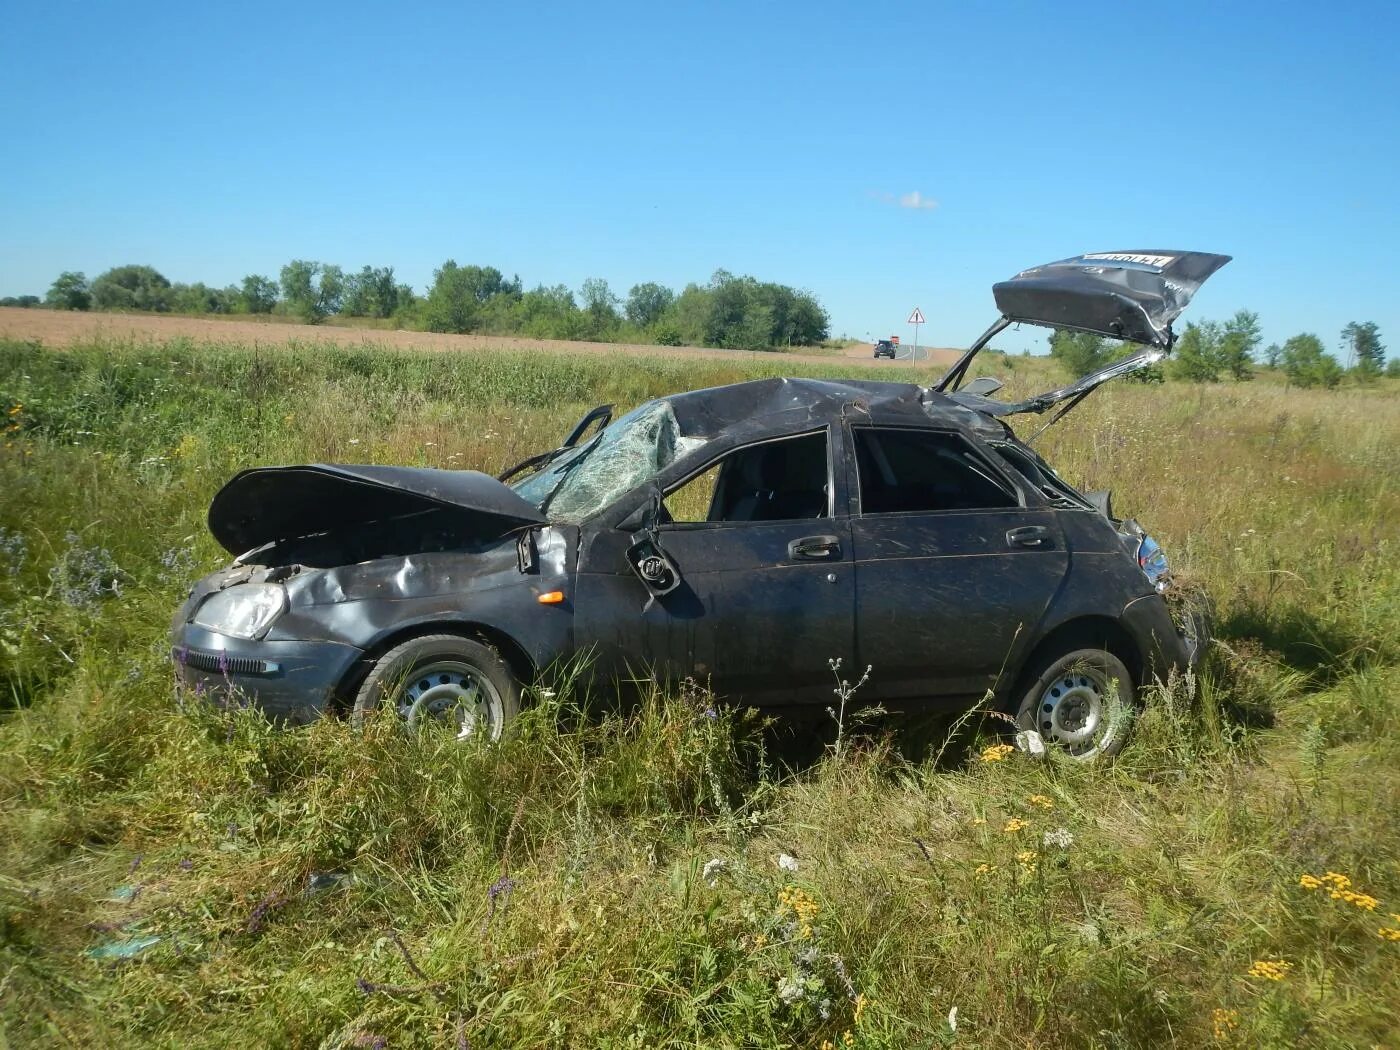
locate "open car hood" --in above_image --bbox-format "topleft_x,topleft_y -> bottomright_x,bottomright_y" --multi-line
208,464 -> 546,556
992,250 -> 1231,348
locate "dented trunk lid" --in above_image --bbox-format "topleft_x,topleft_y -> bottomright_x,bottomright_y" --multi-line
208,464 -> 546,556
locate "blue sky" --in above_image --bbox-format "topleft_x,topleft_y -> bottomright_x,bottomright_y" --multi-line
2,1 -> 1396,355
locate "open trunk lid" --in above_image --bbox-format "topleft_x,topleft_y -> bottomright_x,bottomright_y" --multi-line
208,464 -> 546,556
992,250 -> 1231,347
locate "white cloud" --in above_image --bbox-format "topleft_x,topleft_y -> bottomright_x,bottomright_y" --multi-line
898,190 -> 938,211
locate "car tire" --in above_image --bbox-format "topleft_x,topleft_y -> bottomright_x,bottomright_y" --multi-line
1013,648 -> 1135,760
353,634 -> 521,741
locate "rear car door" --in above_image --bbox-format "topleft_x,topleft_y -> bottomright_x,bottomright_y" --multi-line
847,425 -> 1068,704
574,428 -> 854,706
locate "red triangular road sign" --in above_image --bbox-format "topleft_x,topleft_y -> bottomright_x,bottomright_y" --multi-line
908,307 -> 925,325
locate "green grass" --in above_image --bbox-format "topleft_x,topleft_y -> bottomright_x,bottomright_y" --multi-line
1,336 -> 1398,1047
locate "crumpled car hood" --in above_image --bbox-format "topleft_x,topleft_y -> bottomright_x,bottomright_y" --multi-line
207,464 -> 546,556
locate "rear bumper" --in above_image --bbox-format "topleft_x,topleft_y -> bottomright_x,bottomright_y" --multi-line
1122,590 -> 1207,685
170,625 -> 363,724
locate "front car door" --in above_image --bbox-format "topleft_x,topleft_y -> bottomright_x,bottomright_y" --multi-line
574,427 -> 855,706
846,424 -> 1069,705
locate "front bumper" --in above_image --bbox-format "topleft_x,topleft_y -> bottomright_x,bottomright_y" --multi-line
170,624 -> 364,724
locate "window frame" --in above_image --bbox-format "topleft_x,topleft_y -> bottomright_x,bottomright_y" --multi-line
657,426 -> 837,529
847,423 -> 1026,518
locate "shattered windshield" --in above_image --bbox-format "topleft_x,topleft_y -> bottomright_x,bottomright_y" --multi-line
510,400 -> 705,523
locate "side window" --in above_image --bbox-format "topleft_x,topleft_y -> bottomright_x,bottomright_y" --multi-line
992,442 -> 1089,510
664,432 -> 829,523
854,428 -> 1017,514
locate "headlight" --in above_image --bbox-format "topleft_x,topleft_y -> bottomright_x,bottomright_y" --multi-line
192,583 -> 287,639
1137,535 -> 1170,591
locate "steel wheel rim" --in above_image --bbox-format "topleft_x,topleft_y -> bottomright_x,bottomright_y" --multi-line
397,660 -> 503,741
1035,666 -> 1119,759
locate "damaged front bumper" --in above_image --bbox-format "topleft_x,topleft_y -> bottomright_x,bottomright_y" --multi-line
171,624 -> 363,724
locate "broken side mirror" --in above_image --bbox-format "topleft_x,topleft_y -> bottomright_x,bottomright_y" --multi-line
626,531 -> 681,597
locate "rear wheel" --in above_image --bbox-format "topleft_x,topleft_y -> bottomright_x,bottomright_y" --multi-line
1013,648 -> 1134,760
353,634 -> 521,741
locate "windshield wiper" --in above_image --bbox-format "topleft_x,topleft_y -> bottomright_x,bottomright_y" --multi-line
538,430 -> 606,515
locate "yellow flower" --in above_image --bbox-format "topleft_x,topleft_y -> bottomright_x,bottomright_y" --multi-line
778,885 -> 819,939
1245,958 -> 1292,981
1320,872 -> 1351,890
1027,794 -> 1054,809
1333,889 -> 1380,911
1002,817 -> 1029,834
1298,874 -> 1322,890
7,403 -> 21,416
752,932 -> 768,950
974,863 -> 996,878
1211,1007 -> 1240,1040
969,817 -> 986,826
1377,926 -> 1400,942
853,994 -> 868,1023
980,743 -> 1015,763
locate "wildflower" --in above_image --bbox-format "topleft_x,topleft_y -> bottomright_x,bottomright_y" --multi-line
947,1005 -> 958,1033
974,863 -> 996,877
1320,871 -> 1351,890
7,403 -> 20,416
1027,794 -> 1054,809
1211,1007 -> 1240,1040
752,932 -> 768,950
1245,958 -> 1292,981
969,817 -> 986,826
1334,889 -> 1380,911
777,974 -> 804,1004
1298,874 -> 1322,890
777,853 -> 799,873
1016,849 -> 1039,872
853,994 -> 867,1023
1376,924 -> 1400,942
1002,817 -> 1029,834
980,743 -> 1015,763
1043,827 -> 1075,849
778,885 -> 819,939
702,858 -> 726,886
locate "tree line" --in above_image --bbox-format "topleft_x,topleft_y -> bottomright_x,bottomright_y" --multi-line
1047,312 -> 1392,387
11,261 -> 831,351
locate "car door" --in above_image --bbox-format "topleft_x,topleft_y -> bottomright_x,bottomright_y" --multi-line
847,424 -> 1069,704
573,428 -> 855,706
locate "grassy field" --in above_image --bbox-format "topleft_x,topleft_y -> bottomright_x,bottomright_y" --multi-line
1,335 -> 1398,1048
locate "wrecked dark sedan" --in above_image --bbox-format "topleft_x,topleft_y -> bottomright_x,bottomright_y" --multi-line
172,250 -> 1227,759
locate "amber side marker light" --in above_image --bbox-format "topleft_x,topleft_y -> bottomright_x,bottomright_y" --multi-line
537,591 -> 565,605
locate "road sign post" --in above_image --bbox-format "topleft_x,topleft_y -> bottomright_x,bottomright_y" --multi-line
907,307 -> 925,366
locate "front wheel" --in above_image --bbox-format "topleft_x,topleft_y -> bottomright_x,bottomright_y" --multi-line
1013,648 -> 1135,760
353,634 -> 521,741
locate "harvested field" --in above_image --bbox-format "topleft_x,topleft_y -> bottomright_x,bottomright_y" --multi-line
0,307 -> 963,368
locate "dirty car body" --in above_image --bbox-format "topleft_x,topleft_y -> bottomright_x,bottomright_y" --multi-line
172,250 -> 1227,756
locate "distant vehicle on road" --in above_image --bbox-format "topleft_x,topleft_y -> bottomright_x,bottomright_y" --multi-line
873,338 -> 898,359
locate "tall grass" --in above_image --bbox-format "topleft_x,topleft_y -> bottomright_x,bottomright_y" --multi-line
1,337 -> 1398,1047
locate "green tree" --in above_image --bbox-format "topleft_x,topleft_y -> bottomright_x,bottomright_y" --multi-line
421,262 -> 520,334
343,266 -> 400,318
1387,358 -> 1400,378
1047,329 -> 1111,378
580,278 -> 620,338
625,282 -> 675,329
279,260 -> 345,323
1168,320 -> 1224,382
1281,333 -> 1342,389
170,282 -> 236,314
1263,342 -> 1282,368
46,272 -> 91,311
238,275 -> 278,314
1220,309 -> 1261,380
1341,321 -> 1385,375
0,295 -> 39,308
91,264 -> 173,312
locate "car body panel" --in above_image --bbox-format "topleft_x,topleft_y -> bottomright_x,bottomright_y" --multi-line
173,251 -> 1220,737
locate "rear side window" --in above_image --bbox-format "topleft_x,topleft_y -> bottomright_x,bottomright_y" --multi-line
854,428 -> 1017,514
